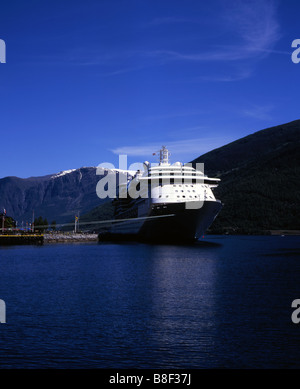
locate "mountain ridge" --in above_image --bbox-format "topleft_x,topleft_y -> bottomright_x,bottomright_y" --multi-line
192,119 -> 300,175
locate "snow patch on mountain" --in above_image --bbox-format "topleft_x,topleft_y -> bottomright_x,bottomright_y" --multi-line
51,169 -> 77,179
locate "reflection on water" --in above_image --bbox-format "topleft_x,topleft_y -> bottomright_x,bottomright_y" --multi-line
0,236 -> 299,368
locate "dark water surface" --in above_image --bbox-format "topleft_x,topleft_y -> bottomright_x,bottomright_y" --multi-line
0,235 -> 299,368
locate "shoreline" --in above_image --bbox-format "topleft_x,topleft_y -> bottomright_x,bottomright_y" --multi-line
1,230 -> 299,246
44,230 -> 300,244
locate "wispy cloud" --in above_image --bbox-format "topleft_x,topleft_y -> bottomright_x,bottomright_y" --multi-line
242,104 -> 274,120
223,0 -> 280,54
111,136 -> 233,158
144,0 -> 280,63
120,0 -> 281,80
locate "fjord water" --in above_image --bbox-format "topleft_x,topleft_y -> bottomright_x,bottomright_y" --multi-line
0,236 -> 299,368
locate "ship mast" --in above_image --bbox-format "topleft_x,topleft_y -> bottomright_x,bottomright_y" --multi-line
159,146 -> 170,165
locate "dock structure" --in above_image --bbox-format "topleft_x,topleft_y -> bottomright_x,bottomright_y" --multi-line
0,234 -> 44,245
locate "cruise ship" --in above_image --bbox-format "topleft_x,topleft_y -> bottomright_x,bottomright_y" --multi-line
101,146 -> 222,242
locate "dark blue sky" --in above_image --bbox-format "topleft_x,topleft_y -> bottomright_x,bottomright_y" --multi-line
0,0 -> 299,177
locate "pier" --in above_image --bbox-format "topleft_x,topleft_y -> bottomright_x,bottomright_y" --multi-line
0,234 -> 44,245
0,233 -> 98,245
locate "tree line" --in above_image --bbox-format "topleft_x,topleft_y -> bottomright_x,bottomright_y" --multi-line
34,216 -> 56,232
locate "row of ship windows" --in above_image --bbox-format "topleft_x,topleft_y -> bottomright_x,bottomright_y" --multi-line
175,189 -> 196,192
136,183 -> 207,190
171,183 -> 209,188
157,194 -> 214,199
158,195 -> 198,199
152,178 -> 201,184
174,184 -> 194,187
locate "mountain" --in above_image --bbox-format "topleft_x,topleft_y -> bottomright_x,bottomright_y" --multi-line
0,167 -> 104,225
192,119 -> 300,233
